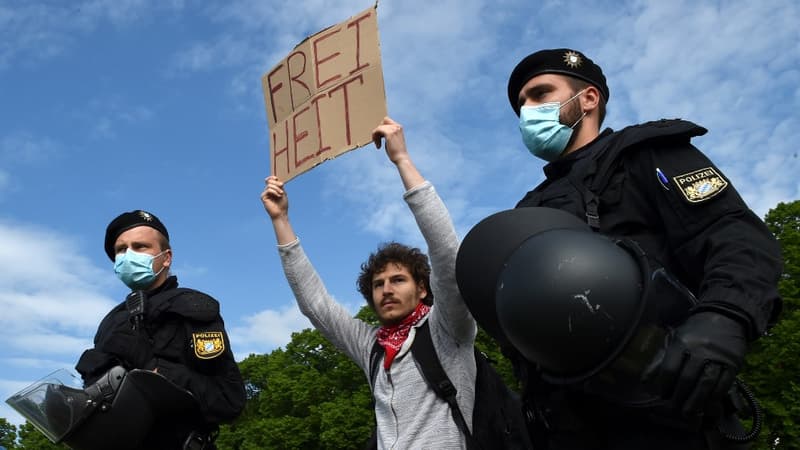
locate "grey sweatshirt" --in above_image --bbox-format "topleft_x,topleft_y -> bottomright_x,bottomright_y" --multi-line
278,181 -> 477,449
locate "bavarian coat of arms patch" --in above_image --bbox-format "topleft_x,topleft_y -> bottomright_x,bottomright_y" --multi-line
673,167 -> 728,203
193,331 -> 225,359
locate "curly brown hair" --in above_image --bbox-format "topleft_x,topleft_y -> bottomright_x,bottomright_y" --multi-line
357,242 -> 433,308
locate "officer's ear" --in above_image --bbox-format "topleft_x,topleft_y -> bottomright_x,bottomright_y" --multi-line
580,85 -> 601,115
161,248 -> 172,270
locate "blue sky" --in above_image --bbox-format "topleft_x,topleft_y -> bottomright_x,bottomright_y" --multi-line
1,0 -> 798,425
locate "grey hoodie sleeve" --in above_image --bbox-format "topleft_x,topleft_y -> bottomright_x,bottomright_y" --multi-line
404,181 -> 476,344
277,240 -> 376,370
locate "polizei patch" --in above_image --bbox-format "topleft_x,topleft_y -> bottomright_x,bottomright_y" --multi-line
193,331 -> 225,359
673,167 -> 728,203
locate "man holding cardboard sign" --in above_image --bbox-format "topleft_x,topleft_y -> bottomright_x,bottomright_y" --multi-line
260,117 -> 477,449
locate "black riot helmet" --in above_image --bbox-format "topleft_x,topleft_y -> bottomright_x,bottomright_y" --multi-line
495,227 -> 645,381
455,207 -> 591,350
456,207 -> 696,405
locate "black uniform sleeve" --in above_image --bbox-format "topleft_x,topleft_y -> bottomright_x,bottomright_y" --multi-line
627,141 -> 782,338
154,315 -> 246,424
76,304 -> 135,384
75,348 -> 118,384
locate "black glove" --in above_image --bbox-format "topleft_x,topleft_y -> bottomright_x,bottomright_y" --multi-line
75,348 -> 117,382
649,311 -> 747,418
100,329 -> 155,370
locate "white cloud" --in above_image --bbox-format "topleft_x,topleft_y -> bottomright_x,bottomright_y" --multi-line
0,290 -> 111,334
207,0 -> 370,34
377,0 -> 496,120
0,220 -> 116,427
1,357 -> 78,370
78,0 -> 152,25
169,34 -> 258,73
0,221 -> 116,366
0,378 -> 35,399
0,377 -> 35,426
165,0 -> 376,104
0,132 -> 60,165
0,0 -> 190,69
169,262 -> 210,280
229,296 -> 365,360
77,97 -> 155,141
229,302 -> 312,359
8,332 -> 95,356
0,131 -> 62,200
0,0 -> 192,70
321,125 -> 482,246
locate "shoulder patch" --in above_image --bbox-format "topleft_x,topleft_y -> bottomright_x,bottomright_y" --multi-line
193,331 -> 225,359
672,167 -> 728,203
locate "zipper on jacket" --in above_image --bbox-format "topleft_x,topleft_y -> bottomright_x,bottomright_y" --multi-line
386,371 -> 401,450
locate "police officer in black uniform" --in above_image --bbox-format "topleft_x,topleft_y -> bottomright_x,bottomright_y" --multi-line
75,210 -> 246,450
502,49 -> 783,449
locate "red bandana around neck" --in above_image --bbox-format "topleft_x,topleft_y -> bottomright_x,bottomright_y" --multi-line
376,302 -> 431,369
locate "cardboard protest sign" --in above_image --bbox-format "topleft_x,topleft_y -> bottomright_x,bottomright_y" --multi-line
262,5 -> 387,181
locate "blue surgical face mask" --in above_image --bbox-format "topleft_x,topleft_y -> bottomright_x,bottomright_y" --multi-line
114,249 -> 167,290
519,90 -> 586,162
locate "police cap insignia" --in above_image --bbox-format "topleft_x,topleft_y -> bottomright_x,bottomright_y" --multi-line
507,48 -> 609,116
193,331 -> 225,359
104,210 -> 169,261
563,51 -> 582,68
672,167 -> 729,203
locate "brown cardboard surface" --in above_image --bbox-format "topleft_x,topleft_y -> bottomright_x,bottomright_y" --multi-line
262,5 -> 387,181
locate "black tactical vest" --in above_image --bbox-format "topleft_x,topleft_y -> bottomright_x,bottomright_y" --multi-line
516,119 -> 707,234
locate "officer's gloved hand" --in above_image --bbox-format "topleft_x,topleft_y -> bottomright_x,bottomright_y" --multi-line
651,311 -> 747,418
101,329 -> 154,370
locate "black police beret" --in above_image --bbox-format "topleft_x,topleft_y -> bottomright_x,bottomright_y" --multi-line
507,48 -> 609,116
104,210 -> 169,261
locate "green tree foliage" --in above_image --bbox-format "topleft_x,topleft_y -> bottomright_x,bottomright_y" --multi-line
16,422 -> 66,449
0,418 -> 18,449
217,325 -> 374,450
474,325 -> 519,391
0,419 -> 69,450
741,200 -> 800,449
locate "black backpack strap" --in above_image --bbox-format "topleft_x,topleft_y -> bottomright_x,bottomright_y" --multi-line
368,338 -> 383,391
364,339 -> 383,450
411,321 -> 478,448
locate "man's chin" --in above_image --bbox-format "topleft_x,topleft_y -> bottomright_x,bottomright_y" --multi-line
379,313 -> 402,327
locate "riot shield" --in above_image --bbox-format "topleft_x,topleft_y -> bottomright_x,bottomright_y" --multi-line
7,367 -> 201,450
